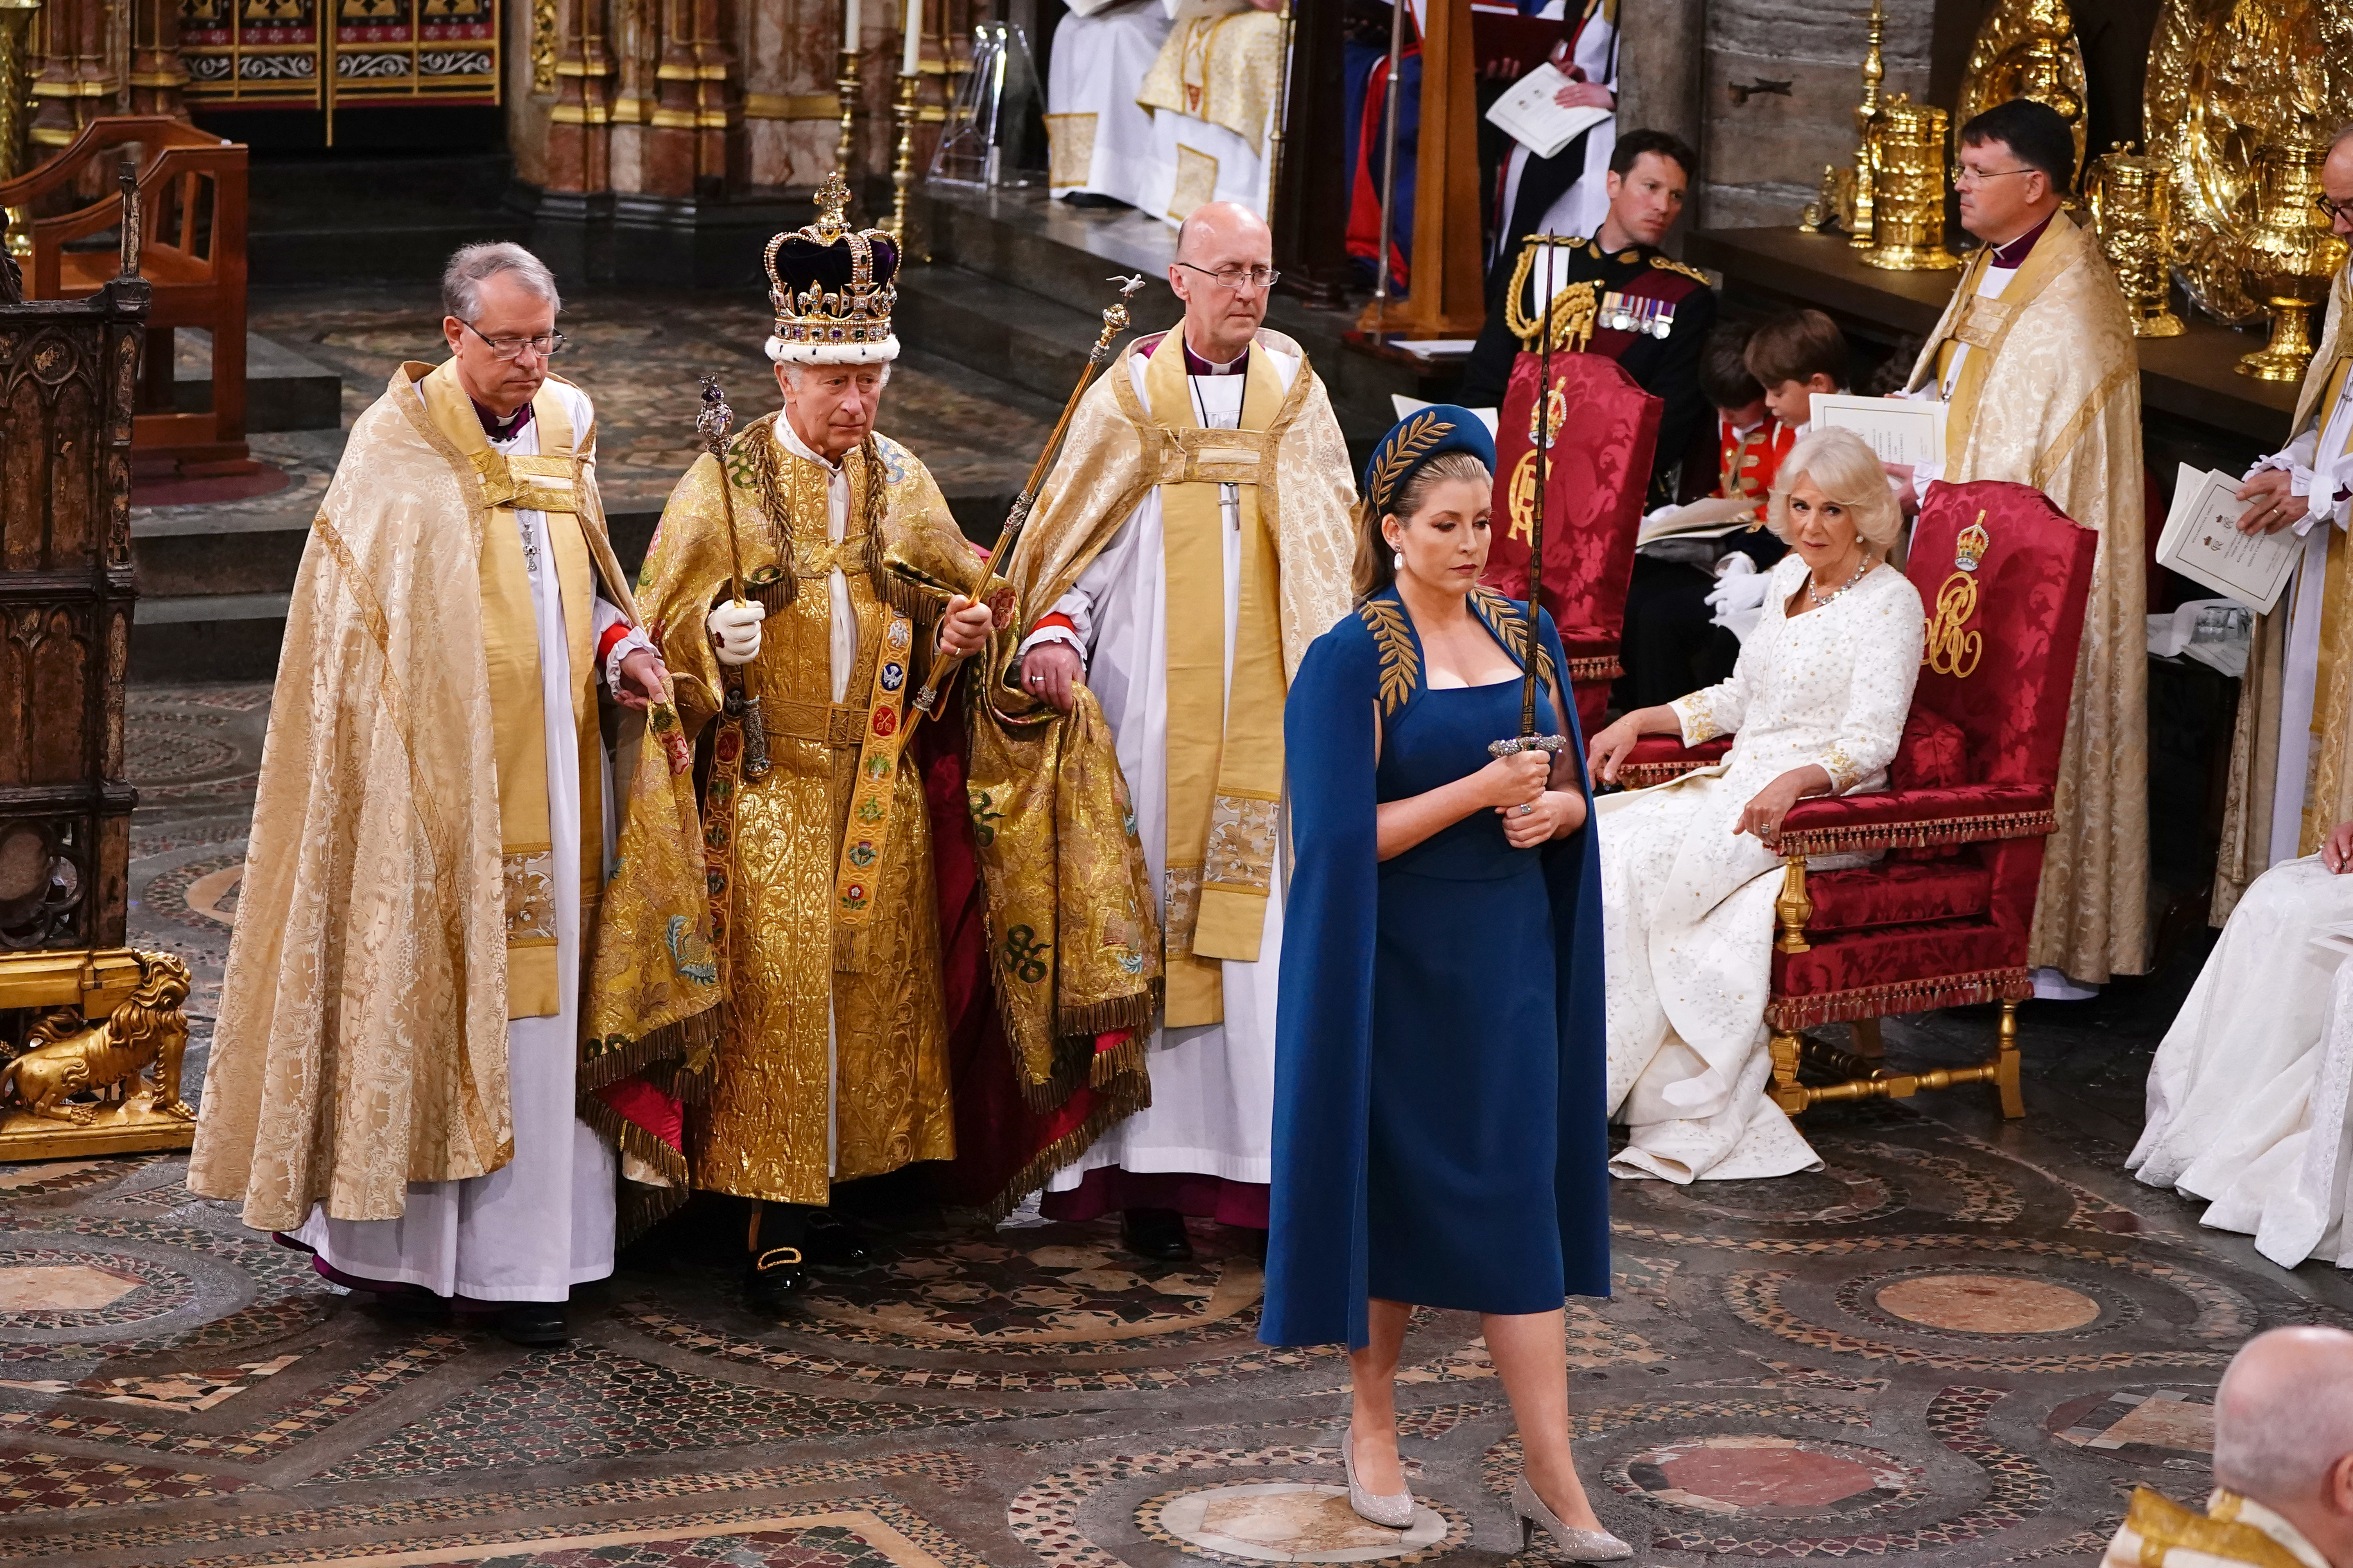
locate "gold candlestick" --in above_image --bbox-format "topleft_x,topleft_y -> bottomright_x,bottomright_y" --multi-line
837,46 -> 862,197
889,69 -> 918,248
0,0 -> 39,264
1848,0 -> 1887,250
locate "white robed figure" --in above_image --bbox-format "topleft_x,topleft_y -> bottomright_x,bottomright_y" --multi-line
2214,129 -> 2353,920
1586,431 -> 1923,1183
1044,1 -> 1174,208
1002,202 -> 1356,1255
189,245 -> 665,1346
1492,0 -> 1620,268
2129,816 -> 2353,1271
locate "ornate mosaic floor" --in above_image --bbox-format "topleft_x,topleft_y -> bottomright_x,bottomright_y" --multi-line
6,682 -> 2349,1566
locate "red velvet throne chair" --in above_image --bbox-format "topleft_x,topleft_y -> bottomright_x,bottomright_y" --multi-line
1617,479 -> 2098,1118
1481,351 -> 1662,738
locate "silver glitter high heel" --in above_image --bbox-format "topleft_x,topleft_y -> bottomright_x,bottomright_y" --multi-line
1343,1426 -> 1415,1528
1511,1475 -> 1630,1561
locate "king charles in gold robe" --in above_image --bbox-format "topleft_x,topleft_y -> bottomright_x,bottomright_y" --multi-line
618,176 -> 998,1310
1904,100 -> 2147,989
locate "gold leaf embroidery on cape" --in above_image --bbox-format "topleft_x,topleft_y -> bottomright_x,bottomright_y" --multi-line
1358,597 -> 1420,716
1472,587 -> 1560,691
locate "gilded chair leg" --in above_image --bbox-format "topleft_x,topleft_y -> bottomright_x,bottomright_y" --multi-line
1773,855 -> 1812,954
1767,1029 -> 1809,1114
1994,998 -> 2024,1119
1852,1017 -> 1884,1059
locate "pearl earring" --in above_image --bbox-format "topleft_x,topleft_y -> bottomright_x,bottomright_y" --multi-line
1391,550 -> 1404,573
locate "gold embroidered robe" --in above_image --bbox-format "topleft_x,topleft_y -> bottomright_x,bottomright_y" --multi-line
634,420 -> 969,1205
1906,213 -> 2149,981
2102,1487 -> 2330,1568
2215,263 -> 2353,922
967,328 -> 1353,1174
190,364 -> 644,1231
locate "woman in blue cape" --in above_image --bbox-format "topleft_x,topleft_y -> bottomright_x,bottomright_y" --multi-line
1262,408 -> 1621,1558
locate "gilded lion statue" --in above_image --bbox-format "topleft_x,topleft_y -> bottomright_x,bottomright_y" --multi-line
0,952 -> 194,1125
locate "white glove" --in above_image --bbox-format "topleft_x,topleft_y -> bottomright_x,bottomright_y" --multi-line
1705,555 -> 1772,643
707,600 -> 766,667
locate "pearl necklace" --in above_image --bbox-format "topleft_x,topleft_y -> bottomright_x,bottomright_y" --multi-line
1806,556 -> 1871,608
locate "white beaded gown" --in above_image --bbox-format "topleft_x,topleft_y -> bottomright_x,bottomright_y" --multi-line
1596,553 -> 1924,1183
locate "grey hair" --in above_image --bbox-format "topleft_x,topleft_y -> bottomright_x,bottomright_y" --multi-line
441,242 -> 561,323
778,361 -> 893,392
2212,1328 -> 2353,1501
1766,427 -> 1905,557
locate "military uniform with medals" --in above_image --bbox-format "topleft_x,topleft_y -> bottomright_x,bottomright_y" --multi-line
1459,234 -> 1717,506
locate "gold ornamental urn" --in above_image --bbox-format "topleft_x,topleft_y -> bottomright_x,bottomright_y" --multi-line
2237,137 -> 2348,382
1864,98 -> 1960,271
2088,143 -> 2185,338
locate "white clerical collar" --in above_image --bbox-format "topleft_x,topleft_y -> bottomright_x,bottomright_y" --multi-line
776,413 -> 843,474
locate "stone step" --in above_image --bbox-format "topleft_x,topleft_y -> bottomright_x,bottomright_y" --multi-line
172,329 -> 344,434
246,153 -> 529,289
130,592 -> 293,684
896,261 -> 1107,409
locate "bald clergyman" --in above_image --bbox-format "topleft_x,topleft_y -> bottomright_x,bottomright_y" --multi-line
985,201 -> 1358,1262
2103,1326 -> 2353,1568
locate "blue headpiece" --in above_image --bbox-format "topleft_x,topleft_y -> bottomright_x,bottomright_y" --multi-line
1361,404 -> 1496,517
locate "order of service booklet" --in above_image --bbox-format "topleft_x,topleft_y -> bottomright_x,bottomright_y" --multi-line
2154,463 -> 2299,615
1482,64 -> 1613,160
1809,393 -> 1947,469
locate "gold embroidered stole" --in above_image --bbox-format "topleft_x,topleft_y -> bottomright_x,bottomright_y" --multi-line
2290,278 -> 2353,857
416,360 -> 602,1019
1144,330 -> 1287,1026
1922,219 -> 2080,472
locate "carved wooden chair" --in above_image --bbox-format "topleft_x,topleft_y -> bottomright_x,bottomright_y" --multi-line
1480,350 -> 1661,739
0,116 -> 249,470
1616,479 -> 2098,1119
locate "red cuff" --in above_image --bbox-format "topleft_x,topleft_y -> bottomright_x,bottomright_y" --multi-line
1032,612 -> 1078,638
596,621 -> 635,668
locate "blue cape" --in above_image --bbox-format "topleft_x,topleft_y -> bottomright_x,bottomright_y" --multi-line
1260,588 -> 1611,1349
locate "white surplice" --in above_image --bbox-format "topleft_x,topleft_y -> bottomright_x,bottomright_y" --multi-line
2129,854 -> 2353,1270
1045,0 -> 1173,208
1596,554 -> 1924,1183
1020,345 -> 1301,1191
2249,375 -> 2353,868
1493,2 -> 1618,262
295,381 -> 646,1301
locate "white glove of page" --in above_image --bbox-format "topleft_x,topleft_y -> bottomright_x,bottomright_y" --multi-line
708,600 -> 766,666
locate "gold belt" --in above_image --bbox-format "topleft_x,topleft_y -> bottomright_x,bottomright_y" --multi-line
765,697 -> 868,748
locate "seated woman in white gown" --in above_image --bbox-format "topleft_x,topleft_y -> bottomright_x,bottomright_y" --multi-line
2130,818 -> 2353,1270
1586,429 -> 1925,1184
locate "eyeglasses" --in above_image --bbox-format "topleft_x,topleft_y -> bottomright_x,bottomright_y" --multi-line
459,320 -> 569,360
1951,165 -> 2039,189
1177,261 -> 1281,292
2316,193 -> 2353,224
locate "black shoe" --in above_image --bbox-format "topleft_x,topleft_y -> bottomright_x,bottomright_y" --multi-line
803,1211 -> 871,1267
360,1286 -> 450,1322
747,1247 -> 808,1315
495,1302 -> 568,1348
1120,1207 -> 1195,1263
